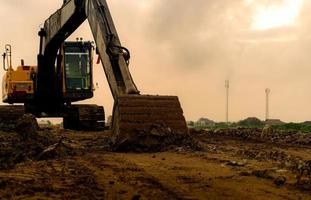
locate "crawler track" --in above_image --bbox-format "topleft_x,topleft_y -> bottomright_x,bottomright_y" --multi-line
0,105 -> 25,130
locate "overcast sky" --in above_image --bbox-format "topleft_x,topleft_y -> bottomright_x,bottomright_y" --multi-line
0,0 -> 311,122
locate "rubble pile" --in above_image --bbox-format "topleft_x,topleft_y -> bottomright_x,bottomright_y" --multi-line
297,177 -> 311,191
0,132 -> 55,169
0,132 -> 86,169
37,140 -> 85,160
113,124 -> 202,152
296,160 -> 311,191
0,115 -> 84,169
194,127 -> 311,146
237,149 -> 290,162
16,114 -> 39,140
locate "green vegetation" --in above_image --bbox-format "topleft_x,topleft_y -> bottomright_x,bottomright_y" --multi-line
188,118 -> 311,133
190,122 -> 264,131
272,123 -> 311,133
188,117 -> 265,130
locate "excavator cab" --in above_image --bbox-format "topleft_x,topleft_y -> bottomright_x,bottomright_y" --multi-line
57,41 -> 106,131
61,41 -> 94,102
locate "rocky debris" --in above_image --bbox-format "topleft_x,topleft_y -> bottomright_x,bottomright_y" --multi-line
297,160 -> 311,178
113,124 -> 202,152
275,169 -> 288,173
274,176 -> 286,186
0,161 -> 104,199
16,114 -> 39,140
296,176 -> 311,191
0,130 -> 80,169
235,148 -> 311,191
294,160 -> 311,191
192,127 -> 311,146
237,149 -> 290,162
237,149 -> 311,181
251,170 -> 273,179
0,136 -> 46,169
0,127 -> 117,170
194,127 -> 262,140
239,171 -> 251,176
227,159 -> 248,167
261,125 -> 275,138
37,140 -> 84,160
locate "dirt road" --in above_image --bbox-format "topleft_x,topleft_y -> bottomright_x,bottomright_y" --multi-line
0,128 -> 311,199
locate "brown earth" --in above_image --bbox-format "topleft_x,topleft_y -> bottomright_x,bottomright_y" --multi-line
0,127 -> 311,200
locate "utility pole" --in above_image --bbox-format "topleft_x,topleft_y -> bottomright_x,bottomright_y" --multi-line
225,80 -> 230,124
265,88 -> 270,121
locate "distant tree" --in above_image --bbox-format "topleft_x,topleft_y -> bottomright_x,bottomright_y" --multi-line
238,117 -> 263,127
187,121 -> 195,127
196,118 -> 215,127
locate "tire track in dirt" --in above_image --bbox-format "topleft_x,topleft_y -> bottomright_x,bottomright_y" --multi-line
111,153 -> 241,200
81,153 -> 186,200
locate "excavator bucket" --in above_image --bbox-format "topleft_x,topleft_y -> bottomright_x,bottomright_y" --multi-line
112,95 -> 189,150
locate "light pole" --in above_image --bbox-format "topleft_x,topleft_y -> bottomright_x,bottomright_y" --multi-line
225,80 -> 230,124
265,88 -> 270,121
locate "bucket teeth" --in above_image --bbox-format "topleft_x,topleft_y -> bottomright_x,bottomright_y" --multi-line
112,95 -> 189,144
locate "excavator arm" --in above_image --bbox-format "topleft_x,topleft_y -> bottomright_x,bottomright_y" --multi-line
37,0 -> 188,144
37,0 -> 138,102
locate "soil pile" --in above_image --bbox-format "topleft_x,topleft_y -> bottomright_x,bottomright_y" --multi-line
0,131 -> 83,170
0,132 -> 56,169
113,124 -> 201,152
16,114 -> 39,140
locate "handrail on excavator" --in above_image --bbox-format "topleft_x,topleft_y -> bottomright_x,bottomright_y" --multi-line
2,44 -> 12,71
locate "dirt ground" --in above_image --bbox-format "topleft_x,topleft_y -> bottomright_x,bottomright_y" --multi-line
0,127 -> 311,200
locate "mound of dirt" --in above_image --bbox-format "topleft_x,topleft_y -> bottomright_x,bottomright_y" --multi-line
297,177 -> 311,191
37,140 -> 85,160
0,131 -> 82,170
16,114 -> 39,140
113,124 -> 201,152
0,133 -> 52,169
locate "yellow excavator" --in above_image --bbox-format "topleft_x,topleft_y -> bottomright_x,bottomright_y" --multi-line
1,0 -> 188,144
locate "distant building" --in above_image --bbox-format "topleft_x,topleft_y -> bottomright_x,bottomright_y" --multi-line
265,119 -> 285,125
238,117 -> 263,126
196,118 -> 215,127
303,121 -> 311,125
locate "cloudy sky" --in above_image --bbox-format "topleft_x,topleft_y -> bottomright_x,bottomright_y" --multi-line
0,0 -> 311,122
